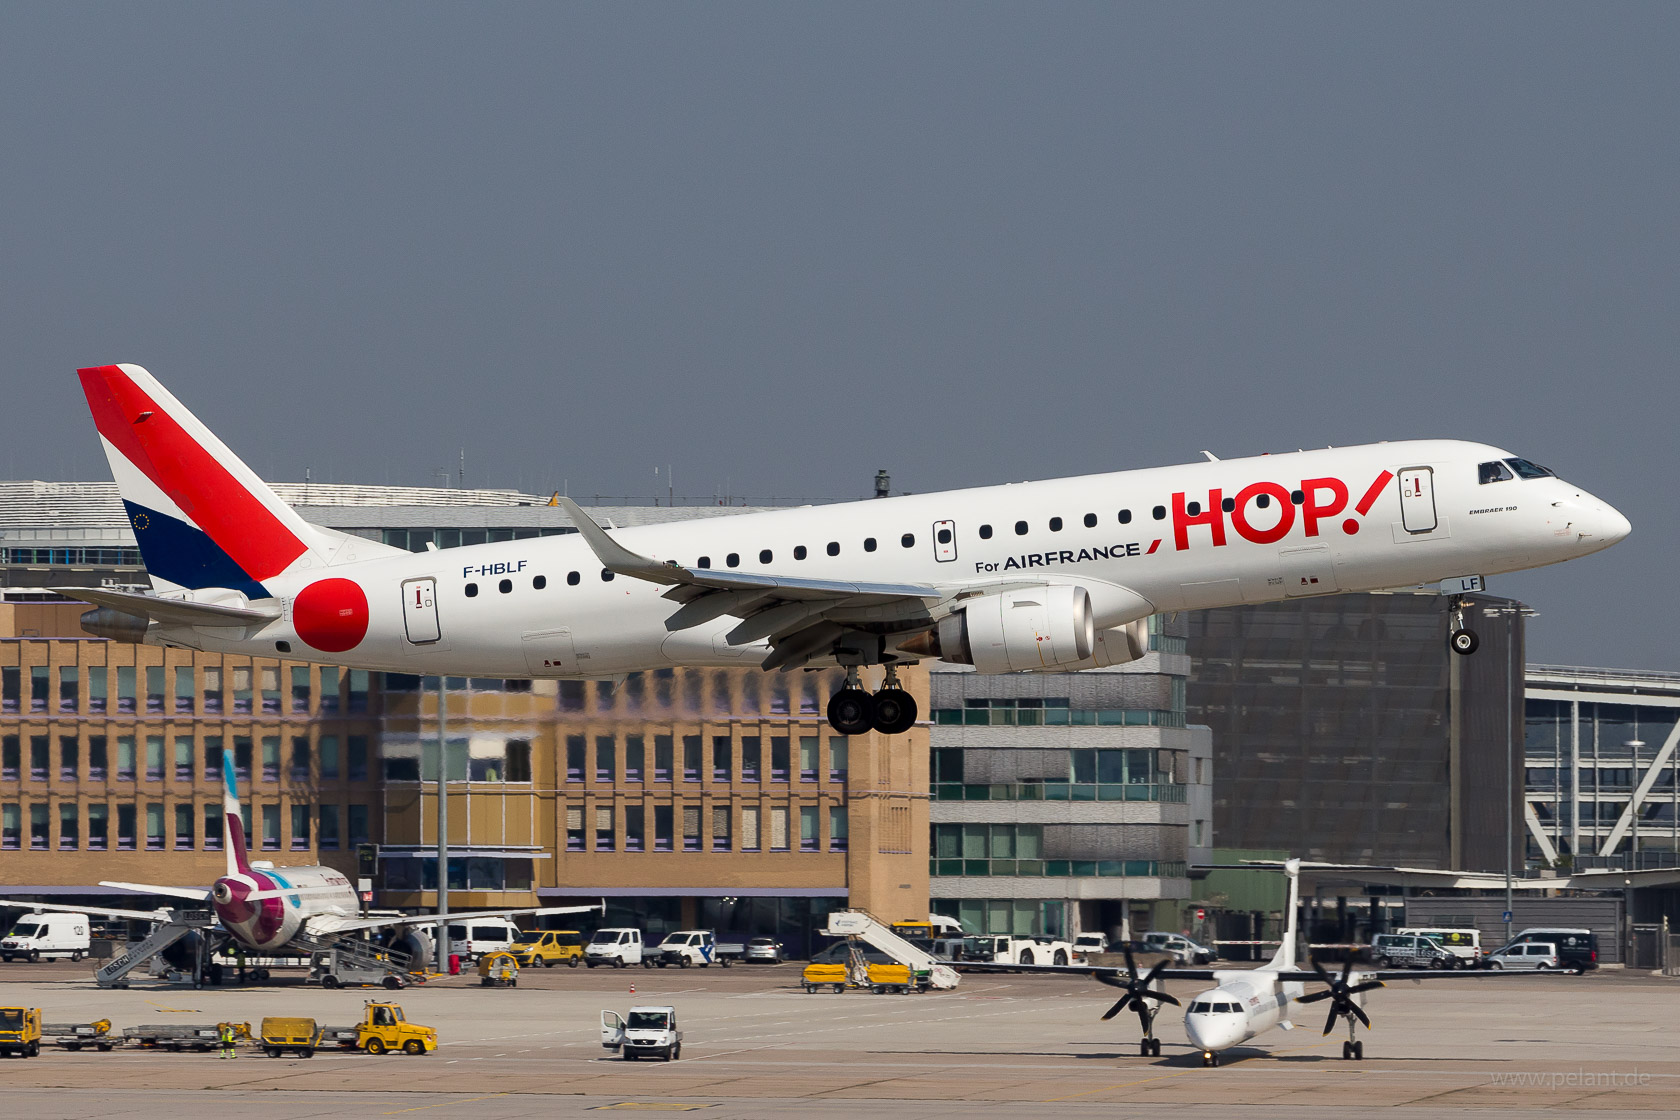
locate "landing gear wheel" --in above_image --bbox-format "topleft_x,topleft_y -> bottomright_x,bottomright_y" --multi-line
827,688 -> 873,736
1139,1040 -> 1151,1057
1449,628 -> 1479,655
869,688 -> 918,735
1202,1050 -> 1219,1067
1353,1040 -> 1363,1060
1150,1038 -> 1162,1057
1342,1041 -> 1353,1060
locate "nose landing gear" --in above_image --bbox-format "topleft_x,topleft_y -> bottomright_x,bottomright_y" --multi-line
826,665 -> 919,736
1201,1049 -> 1219,1067
1447,599 -> 1479,656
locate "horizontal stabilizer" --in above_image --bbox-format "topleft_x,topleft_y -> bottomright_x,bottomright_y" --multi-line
0,897 -> 176,923
64,587 -> 280,628
98,880 -> 211,901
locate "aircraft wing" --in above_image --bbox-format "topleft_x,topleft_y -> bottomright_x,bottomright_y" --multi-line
558,497 -> 943,670
1272,968 -> 1562,983
304,901 -> 605,937
957,961 -> 1222,982
98,880 -> 211,902
0,897 -> 178,923
61,587 -> 281,627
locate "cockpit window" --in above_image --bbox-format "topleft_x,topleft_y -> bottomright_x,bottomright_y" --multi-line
1190,1001 -> 1210,1012
1504,458 -> 1554,480
1478,461 -> 1513,484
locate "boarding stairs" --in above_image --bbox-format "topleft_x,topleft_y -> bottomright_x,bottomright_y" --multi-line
822,909 -> 961,990
95,909 -> 218,988
290,930 -> 413,981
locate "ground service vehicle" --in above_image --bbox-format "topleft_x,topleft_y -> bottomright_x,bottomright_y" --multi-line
508,929 -> 583,968
2,913 -> 92,962
1141,932 -> 1217,965
43,1019 -> 114,1051
1486,942 -> 1562,970
0,1007 -> 42,1057
965,935 -> 1074,966
601,1006 -> 682,1061
1504,928 -> 1599,972
1072,933 -> 1109,960
445,918 -> 521,961
868,962 -> 926,993
478,951 -> 518,987
260,1017 -> 323,1058
1370,934 -> 1456,970
123,1022 -> 243,1051
1396,927 -> 1482,966
324,1002 -> 436,1055
655,930 -> 716,968
585,928 -> 645,968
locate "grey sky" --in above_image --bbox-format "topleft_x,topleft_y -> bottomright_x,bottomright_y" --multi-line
1,4 -> 1674,668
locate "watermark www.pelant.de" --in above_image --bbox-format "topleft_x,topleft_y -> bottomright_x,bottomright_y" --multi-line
1491,1069 -> 1651,1090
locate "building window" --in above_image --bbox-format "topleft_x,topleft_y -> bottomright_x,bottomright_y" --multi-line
174,666 -> 194,713
741,737 -> 761,783
348,669 -> 369,713
233,667 -> 253,713
116,736 -> 136,782
261,737 -> 280,782
87,667 -> 106,713
770,806 -> 789,851
1,803 -> 18,850
654,804 -> 673,852
829,738 -> 848,783
317,804 -> 338,849
506,740 -> 532,783
87,804 -> 107,850
203,737 -> 223,783
31,803 -> 50,849
740,807 -> 759,851
829,806 -> 848,852
1,668 -> 16,713
145,736 -> 164,782
87,737 -> 106,782
799,736 -> 819,782
60,803 -> 80,850
348,736 -> 369,781
712,736 -> 732,782
682,735 -> 702,782
204,804 -> 223,851
319,736 -> 340,780
683,805 -> 701,851
595,805 -> 615,851
174,804 -> 193,849
146,803 -> 165,851
625,736 -> 645,783
800,805 -> 818,851
596,736 -> 616,783
566,735 -> 585,782
566,806 -> 585,851
653,735 -> 673,783
290,666 -> 311,712
261,667 -> 280,713
711,806 -> 731,851
145,666 -> 164,713
202,666 -> 222,713
0,736 -> 16,782
30,735 -> 48,781
770,736 -> 789,782
348,804 -> 370,845
32,665 -> 49,713
625,805 -> 645,851
59,666 -> 78,712
174,736 -> 193,782
117,665 -> 136,713
291,804 -> 311,849
559,680 -> 585,711
117,804 -> 136,851
318,666 -> 340,713
261,804 -> 280,850
60,736 -> 79,782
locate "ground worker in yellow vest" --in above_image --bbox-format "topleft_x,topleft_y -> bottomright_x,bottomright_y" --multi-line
218,1021 -> 236,1059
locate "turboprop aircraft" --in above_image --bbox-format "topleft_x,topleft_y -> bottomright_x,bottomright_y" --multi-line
70,364 -> 1628,736
970,859 -> 1543,1066
0,748 -> 599,959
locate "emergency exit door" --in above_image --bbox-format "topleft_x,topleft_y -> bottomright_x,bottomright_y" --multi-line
932,520 -> 958,562
1397,467 -> 1438,533
402,578 -> 441,643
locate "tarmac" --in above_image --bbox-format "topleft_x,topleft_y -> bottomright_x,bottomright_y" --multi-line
2,958 -> 1677,1118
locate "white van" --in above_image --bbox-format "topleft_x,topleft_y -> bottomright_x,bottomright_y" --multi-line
445,917 -> 520,962
1396,927 -> 1482,966
584,927 -> 645,968
2,912 -> 92,962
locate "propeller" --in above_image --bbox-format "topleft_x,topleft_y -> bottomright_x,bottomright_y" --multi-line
1095,944 -> 1180,1033
1296,958 -> 1385,1035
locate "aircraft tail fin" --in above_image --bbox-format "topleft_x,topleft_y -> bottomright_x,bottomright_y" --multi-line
1263,858 -> 1302,971
222,747 -> 253,878
76,364 -> 397,599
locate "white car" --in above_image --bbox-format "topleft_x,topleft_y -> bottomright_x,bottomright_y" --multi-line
585,928 -> 646,968
1072,933 -> 1109,960
602,1005 -> 682,1061
1485,941 -> 1561,971
2,912 -> 91,962
445,917 -> 520,962
1140,932 -> 1217,965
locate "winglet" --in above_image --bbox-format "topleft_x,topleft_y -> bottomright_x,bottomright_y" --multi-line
556,496 -> 682,585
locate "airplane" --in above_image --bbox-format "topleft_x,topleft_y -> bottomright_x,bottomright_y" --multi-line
0,748 -> 599,971
967,859 -> 1543,1066
68,364 -> 1629,736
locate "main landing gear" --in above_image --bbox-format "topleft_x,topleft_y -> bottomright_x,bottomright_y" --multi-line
827,664 -> 918,736
1448,599 -> 1479,656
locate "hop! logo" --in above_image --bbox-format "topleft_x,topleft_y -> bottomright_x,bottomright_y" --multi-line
1172,471 -> 1394,551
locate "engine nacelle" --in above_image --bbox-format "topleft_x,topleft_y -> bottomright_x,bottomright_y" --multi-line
934,585 -> 1095,674
1057,618 -> 1151,671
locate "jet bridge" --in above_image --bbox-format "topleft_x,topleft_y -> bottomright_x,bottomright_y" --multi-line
822,909 -> 961,990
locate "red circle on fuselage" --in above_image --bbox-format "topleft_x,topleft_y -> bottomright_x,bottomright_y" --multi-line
293,577 -> 369,652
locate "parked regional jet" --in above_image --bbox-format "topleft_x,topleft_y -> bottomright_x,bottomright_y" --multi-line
0,749 -> 598,957
974,860 -> 1541,1065
69,364 -> 1628,736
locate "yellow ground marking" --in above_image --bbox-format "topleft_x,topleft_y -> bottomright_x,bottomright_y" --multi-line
382,1093 -> 509,1114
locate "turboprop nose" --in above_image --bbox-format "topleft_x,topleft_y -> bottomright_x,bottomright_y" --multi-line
1185,1013 -> 1242,1054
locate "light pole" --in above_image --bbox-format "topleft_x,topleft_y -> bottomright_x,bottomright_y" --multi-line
435,673 -> 450,972
1480,601 -> 1536,943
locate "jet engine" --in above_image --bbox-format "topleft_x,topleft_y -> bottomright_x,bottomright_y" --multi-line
924,585 -> 1096,674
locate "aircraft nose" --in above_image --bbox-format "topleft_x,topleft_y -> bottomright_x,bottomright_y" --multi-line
1602,503 -> 1632,545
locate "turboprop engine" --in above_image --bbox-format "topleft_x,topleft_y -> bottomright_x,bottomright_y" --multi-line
912,585 -> 1097,674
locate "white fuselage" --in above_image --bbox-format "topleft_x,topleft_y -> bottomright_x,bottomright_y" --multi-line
1183,971 -> 1311,1053
210,864 -> 360,953
152,439 -> 1628,676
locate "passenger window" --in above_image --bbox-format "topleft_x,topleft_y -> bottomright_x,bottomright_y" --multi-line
1186,501 -> 1201,516
533,575 -> 547,590
1221,497 -> 1235,513
794,545 -> 807,560
1151,505 -> 1166,520
1479,461 -> 1514,484
1014,521 -> 1028,535
498,579 -> 512,594
1048,517 -> 1062,532
901,533 -> 915,548
759,549 -> 772,564
936,527 -> 952,545
567,571 -> 580,586
1255,493 -> 1270,509
863,537 -> 876,552
826,541 -> 840,556
465,583 -> 479,598
726,553 -> 740,567
1289,490 -> 1304,505
601,570 -> 615,582
979,524 -> 993,539
697,556 -> 710,569
1119,510 -> 1132,524
1083,513 -> 1097,528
